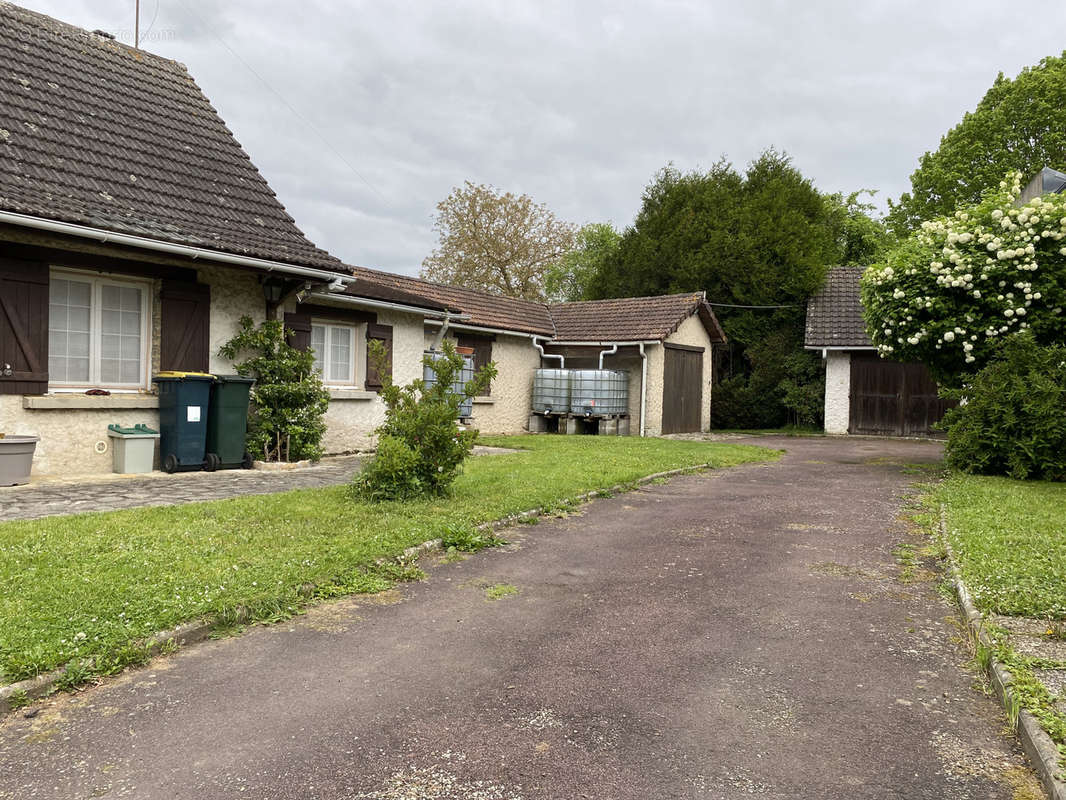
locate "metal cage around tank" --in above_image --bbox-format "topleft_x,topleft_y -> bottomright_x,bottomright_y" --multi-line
531,368 -> 572,414
569,369 -> 628,416
422,350 -> 476,418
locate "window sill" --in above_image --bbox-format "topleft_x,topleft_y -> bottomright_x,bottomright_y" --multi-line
24,394 -> 159,410
472,397 -> 495,405
327,389 -> 378,401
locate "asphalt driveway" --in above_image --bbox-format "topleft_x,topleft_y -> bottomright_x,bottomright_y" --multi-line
0,436 -> 1041,799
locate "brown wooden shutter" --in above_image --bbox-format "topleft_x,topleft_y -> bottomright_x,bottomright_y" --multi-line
283,311 -> 312,351
456,333 -> 494,396
365,323 -> 393,391
0,259 -> 49,395
160,280 -> 210,372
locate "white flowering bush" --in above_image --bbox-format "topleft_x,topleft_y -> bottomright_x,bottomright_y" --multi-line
862,172 -> 1066,384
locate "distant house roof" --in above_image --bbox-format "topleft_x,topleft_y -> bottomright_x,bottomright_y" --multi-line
804,266 -> 874,349
550,292 -> 726,343
346,265 -> 557,336
0,3 -> 341,271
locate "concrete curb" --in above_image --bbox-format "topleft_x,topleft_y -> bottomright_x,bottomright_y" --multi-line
0,461 -> 721,715
938,506 -> 1066,800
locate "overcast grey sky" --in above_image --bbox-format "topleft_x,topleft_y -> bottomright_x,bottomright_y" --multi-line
17,1 -> 1066,275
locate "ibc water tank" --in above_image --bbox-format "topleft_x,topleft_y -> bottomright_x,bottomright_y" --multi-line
532,369 -> 572,414
569,369 -> 628,416
423,351 -> 476,418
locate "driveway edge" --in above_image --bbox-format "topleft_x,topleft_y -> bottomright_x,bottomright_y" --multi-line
939,506 -> 1066,800
0,460 -> 724,715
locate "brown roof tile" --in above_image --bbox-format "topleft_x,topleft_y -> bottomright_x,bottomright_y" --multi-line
345,267 -> 727,344
804,266 -> 874,348
549,292 -> 715,342
0,3 -> 341,270
346,265 -> 557,336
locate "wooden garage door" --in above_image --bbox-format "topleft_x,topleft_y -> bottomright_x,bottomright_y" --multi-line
662,344 -> 703,434
849,354 -> 953,437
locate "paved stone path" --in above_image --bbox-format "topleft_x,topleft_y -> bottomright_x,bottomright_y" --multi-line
0,436 -> 1041,799
0,446 -> 520,522
0,456 -> 365,522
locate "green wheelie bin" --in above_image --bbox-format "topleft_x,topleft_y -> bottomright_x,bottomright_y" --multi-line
206,375 -> 255,470
154,372 -> 215,473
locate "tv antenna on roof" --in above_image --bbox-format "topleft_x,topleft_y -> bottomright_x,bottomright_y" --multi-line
135,0 -> 140,49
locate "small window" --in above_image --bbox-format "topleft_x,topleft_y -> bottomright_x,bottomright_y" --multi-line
49,270 -> 150,389
310,322 -> 361,386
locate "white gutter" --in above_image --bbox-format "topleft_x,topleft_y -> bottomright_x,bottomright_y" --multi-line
550,339 -> 659,347
306,290 -> 468,320
0,209 -> 354,285
806,345 -> 877,352
424,319 -> 549,340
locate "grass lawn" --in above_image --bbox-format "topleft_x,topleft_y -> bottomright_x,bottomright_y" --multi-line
0,435 -> 774,685
937,474 -> 1066,619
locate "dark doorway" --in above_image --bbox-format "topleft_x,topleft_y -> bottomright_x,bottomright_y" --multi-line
662,344 -> 704,434
849,354 -> 952,437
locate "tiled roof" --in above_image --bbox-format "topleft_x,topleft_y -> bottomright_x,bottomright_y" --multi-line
346,269 -> 728,343
0,3 -> 341,270
346,265 -> 557,336
804,266 -> 874,348
550,292 -> 716,342
341,277 -> 451,312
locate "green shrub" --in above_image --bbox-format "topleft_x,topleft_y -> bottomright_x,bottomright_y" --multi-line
352,341 -> 496,500
941,334 -> 1066,481
218,316 -> 330,462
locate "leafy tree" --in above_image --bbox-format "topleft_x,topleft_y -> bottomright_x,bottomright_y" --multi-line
352,341 -> 496,501
421,181 -> 576,300
218,317 -> 330,462
587,150 -> 883,428
543,222 -> 621,302
862,171 -> 1066,386
888,52 -> 1066,235
824,190 -> 895,266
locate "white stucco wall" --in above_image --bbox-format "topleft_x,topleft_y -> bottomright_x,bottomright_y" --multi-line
420,328 -> 540,435
320,309 -> 425,454
6,264 -> 265,476
202,264 -> 266,375
823,350 -> 851,434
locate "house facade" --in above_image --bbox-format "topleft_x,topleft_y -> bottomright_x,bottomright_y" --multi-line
805,267 -> 951,437
0,5 -> 726,478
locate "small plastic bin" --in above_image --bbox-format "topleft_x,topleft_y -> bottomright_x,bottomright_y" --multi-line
107,424 -> 159,474
206,375 -> 255,469
154,371 -> 215,473
0,435 -> 39,486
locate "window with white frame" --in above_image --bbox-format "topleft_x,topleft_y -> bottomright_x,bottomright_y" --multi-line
48,270 -> 150,389
310,322 -> 361,386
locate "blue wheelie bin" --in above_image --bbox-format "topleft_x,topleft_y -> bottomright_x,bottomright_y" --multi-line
153,371 -> 215,473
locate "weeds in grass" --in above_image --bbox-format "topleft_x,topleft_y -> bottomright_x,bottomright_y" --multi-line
438,523 -> 505,553
485,583 -> 518,601
6,689 -> 28,710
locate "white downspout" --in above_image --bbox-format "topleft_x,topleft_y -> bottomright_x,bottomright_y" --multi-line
597,343 -> 619,369
639,343 -> 648,437
533,337 -> 564,368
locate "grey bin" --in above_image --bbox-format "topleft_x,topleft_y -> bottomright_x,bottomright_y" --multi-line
107,424 -> 160,474
0,435 -> 39,486
423,351 -> 476,418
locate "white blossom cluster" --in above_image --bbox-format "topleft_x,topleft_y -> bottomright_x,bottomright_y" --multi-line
862,172 -> 1066,373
